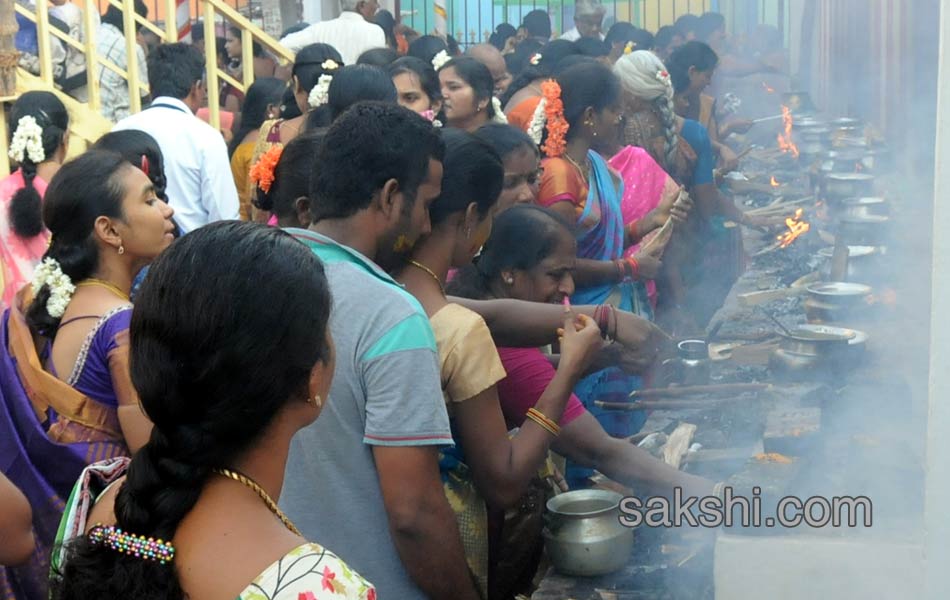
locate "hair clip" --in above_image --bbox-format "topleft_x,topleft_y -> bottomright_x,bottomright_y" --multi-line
140,154 -> 150,177
89,524 -> 175,565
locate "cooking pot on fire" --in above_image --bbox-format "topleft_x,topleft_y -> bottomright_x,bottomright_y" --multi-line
837,214 -> 890,246
820,149 -> 869,174
817,245 -> 881,282
543,489 -> 634,576
805,281 -> 873,308
770,324 -> 866,377
821,172 -> 875,199
839,197 -> 889,219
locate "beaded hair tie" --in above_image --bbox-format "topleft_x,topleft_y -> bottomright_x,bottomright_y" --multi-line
88,524 -> 175,565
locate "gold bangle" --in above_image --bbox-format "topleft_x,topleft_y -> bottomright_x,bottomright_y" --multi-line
526,408 -> 561,436
526,411 -> 559,436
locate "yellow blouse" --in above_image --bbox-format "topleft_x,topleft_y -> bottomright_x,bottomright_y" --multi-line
430,303 -> 507,410
230,141 -> 256,221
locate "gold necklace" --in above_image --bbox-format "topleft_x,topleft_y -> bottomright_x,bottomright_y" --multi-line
564,153 -> 590,179
77,279 -> 130,301
407,259 -> 446,296
213,468 -> 301,536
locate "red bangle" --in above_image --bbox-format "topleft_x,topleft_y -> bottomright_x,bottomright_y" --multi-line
625,257 -> 640,280
594,305 -> 609,339
614,259 -> 627,281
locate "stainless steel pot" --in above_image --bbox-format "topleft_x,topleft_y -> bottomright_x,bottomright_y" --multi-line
769,324 -> 863,377
805,281 -> 873,308
840,197 -> 889,219
817,245 -> 881,281
837,214 -> 890,246
822,173 -> 875,199
796,324 -> 867,365
820,149 -> 867,174
544,490 -> 634,576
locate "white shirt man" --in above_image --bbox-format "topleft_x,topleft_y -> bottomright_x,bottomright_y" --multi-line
113,43 -> 239,233
279,0 -> 385,65
560,0 -> 606,41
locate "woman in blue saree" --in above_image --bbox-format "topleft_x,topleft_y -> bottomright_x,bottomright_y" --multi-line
535,61 -> 687,487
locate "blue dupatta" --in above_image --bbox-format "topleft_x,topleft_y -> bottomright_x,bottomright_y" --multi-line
567,151 -> 650,487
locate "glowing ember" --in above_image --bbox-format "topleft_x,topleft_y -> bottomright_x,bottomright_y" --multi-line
776,105 -> 800,158
865,288 -> 898,307
776,208 -> 810,248
770,176 -> 780,187
762,82 -> 776,94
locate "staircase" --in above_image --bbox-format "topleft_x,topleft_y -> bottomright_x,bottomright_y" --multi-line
1,0 -> 294,176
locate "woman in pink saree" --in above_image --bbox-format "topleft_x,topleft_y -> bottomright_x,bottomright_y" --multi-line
594,121 -> 686,307
0,92 -> 69,308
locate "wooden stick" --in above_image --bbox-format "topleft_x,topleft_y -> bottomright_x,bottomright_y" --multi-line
627,383 -> 773,399
596,397 -> 757,411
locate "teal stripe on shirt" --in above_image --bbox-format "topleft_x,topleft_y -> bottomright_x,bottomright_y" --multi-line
362,312 -> 437,361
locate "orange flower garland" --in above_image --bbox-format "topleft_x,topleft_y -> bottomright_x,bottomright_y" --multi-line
540,80 -> 568,157
249,145 -> 283,195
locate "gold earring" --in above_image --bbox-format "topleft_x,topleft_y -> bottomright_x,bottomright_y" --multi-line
117,244 -> 125,255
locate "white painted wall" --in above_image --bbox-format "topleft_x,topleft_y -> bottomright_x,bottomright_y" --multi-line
924,2 -> 950,598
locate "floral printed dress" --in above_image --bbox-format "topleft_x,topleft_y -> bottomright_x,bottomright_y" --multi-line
237,543 -> 376,600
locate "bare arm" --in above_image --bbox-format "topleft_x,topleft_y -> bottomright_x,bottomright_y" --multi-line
453,297 -> 670,365
453,313 -> 601,509
0,473 -> 34,566
373,446 -> 481,600
109,341 -> 152,453
554,412 -> 714,498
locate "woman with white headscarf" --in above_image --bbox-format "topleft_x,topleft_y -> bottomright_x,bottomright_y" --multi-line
612,50 -> 749,332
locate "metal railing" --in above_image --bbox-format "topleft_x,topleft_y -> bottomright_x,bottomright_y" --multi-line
9,0 -> 293,135
400,0 -> 790,48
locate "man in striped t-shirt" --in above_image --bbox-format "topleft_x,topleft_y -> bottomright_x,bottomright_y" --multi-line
281,103 -> 480,600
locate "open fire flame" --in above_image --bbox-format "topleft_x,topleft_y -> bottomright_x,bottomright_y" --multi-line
777,208 -> 810,248
770,176 -> 780,187
762,82 -> 776,94
777,105 -> 800,158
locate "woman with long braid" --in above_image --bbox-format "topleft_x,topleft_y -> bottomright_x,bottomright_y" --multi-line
0,150 -> 174,598
51,222 -> 374,600
0,92 -> 69,307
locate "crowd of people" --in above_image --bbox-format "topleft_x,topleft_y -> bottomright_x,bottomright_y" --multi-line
0,2 -> 788,599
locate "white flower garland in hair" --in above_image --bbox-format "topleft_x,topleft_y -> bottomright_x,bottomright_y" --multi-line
655,69 -> 672,88
8,115 -> 45,164
307,60 -> 340,109
529,53 -> 542,66
431,50 -> 451,70
308,73 -> 334,109
527,97 -> 547,145
491,97 -> 508,124
30,258 -> 75,318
